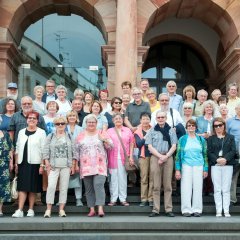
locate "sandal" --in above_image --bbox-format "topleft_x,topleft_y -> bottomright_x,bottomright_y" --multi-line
120,201 -> 129,206
108,202 -> 117,206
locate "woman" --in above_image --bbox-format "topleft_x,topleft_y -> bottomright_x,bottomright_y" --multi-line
182,85 -> 197,115
83,92 -> 94,114
66,110 -> 83,207
219,104 -> 230,122
43,101 -> 59,135
105,97 -> 122,128
0,119 -> 13,216
55,85 -> 72,116
121,94 -> 131,114
82,100 -> 108,131
12,111 -> 46,218
211,89 -> 222,105
175,119 -> 208,217
32,85 -> 46,115
146,88 -> 160,113
145,111 -> 177,217
75,114 -> 113,217
182,102 -> 196,128
99,89 -> 112,115
107,113 -> 134,206
43,116 -> 76,218
208,117 -> 236,217
73,88 -> 84,101
0,98 -> 18,131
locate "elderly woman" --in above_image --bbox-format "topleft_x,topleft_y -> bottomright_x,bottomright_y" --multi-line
182,102 -> 196,128
107,113 -> 134,206
104,97 -> 123,128
66,110 -> 83,207
83,92 -> 94,114
146,88 -> 160,113
0,121 -> 13,216
208,117 -> 236,217
73,88 -> 84,101
175,119 -> 208,217
218,104 -> 230,122
43,116 -> 76,218
99,89 -> 112,115
32,85 -> 46,115
12,111 -> 46,218
75,114 -> 113,217
145,111 -> 177,217
55,85 -> 72,116
82,100 -> 108,131
211,89 -> 222,105
0,98 -> 18,131
121,94 -> 131,114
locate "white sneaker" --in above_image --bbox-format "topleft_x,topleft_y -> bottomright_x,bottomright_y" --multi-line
76,199 -> 83,207
224,212 -> 231,217
12,209 -> 24,218
216,213 -> 222,217
27,209 -> 35,217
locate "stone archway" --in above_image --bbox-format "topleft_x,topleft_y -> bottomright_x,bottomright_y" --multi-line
0,0 -> 117,97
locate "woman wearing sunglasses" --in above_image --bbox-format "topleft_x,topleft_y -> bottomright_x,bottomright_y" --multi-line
43,116 -> 76,218
208,117 -> 236,217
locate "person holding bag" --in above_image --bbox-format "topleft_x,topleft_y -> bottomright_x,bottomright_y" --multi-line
107,113 -> 134,206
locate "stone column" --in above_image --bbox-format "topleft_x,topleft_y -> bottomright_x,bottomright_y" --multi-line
0,43 -> 21,98
114,0 -> 137,95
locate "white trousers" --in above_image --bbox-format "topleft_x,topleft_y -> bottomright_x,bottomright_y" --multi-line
211,165 -> 233,214
46,167 -> 70,204
181,165 -> 203,214
109,157 -> 127,202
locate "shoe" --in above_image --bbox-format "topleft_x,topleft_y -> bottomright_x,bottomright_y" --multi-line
12,209 -> 24,218
59,210 -> 66,217
224,212 -> 231,217
98,212 -> 105,218
182,213 -> 191,217
76,199 -> 83,207
166,212 -> 175,217
230,201 -> 237,206
149,212 -> 159,217
87,211 -> 96,217
216,213 -> 222,217
139,201 -> 148,207
149,201 -> 154,207
108,202 -> 117,206
193,212 -> 201,217
0,212 -> 3,217
44,210 -> 51,218
120,201 -> 129,206
26,209 -> 35,217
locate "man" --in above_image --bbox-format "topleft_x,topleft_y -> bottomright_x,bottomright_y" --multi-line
42,79 -> 57,104
194,89 -> 208,117
166,80 -> 183,112
140,79 -> 150,102
72,99 -> 88,127
124,87 -> 151,132
0,82 -> 21,113
226,103 -> 240,205
227,83 -> 240,118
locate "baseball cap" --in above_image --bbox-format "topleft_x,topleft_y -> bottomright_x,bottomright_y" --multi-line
7,83 -> 18,89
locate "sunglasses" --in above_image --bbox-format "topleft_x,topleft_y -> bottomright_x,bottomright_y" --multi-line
55,122 -> 66,126
214,123 -> 224,128
114,102 -> 122,104
157,116 -> 165,119
187,124 -> 195,128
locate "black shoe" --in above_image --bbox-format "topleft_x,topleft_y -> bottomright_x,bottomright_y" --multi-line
139,201 -> 148,207
149,212 -> 159,217
230,201 -> 237,206
193,212 -> 201,217
172,191 -> 179,197
182,212 -> 191,217
166,212 -> 175,217
149,201 -> 154,207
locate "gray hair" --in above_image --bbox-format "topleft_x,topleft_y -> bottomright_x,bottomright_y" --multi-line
202,100 -> 215,115
74,88 -> 84,97
85,114 -> 98,123
197,89 -> 208,97
166,80 -> 177,88
183,102 -> 194,109
158,93 -> 170,101
56,85 -> 67,94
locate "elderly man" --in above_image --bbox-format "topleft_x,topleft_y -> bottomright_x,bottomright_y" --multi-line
42,79 -> 57,104
227,83 -> 240,118
166,80 -> 183,112
0,82 -> 21,113
194,89 -> 208,117
226,103 -> 240,205
140,79 -> 150,102
72,99 -> 88,127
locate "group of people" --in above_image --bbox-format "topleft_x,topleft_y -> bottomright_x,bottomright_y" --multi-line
0,79 -> 240,219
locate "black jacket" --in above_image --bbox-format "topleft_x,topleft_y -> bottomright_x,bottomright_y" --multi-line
207,133 -> 236,166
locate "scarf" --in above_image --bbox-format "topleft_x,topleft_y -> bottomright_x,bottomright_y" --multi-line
154,123 -> 171,150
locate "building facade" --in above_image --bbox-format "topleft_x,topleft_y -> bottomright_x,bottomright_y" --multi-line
0,0 -> 240,98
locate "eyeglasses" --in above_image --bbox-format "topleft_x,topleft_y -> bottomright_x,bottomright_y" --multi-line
114,102 -> 122,104
87,121 -> 97,124
22,103 -> 32,105
55,122 -> 66,126
184,107 -> 192,110
214,123 -> 224,128
28,117 -> 37,120
187,124 -> 196,128
133,93 -> 141,96
157,116 -> 165,119
168,85 -> 176,88
46,85 -> 55,88
160,99 -> 169,102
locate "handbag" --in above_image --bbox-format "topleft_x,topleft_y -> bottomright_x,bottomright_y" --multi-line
114,128 -> 138,173
11,177 -> 18,200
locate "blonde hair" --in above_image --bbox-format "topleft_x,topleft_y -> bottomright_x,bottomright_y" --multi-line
53,116 -> 67,124
66,110 -> 79,123
34,85 -> 45,95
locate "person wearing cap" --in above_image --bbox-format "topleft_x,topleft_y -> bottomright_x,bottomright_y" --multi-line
0,83 -> 21,114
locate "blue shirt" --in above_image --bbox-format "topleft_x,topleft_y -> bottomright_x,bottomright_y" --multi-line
168,93 -> 183,112
0,114 -> 11,131
226,116 -> 240,148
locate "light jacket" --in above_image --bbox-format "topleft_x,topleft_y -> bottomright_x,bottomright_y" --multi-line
16,127 -> 46,164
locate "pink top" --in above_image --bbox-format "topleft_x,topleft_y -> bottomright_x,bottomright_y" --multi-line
107,126 -> 134,169
75,130 -> 110,178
